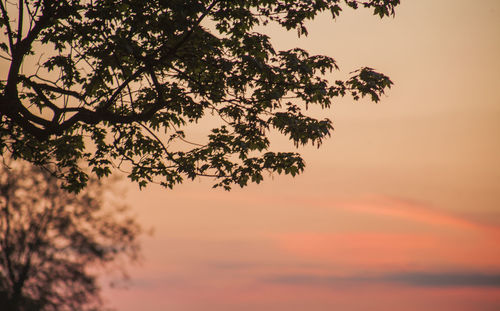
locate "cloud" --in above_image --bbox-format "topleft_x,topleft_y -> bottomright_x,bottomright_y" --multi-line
206,261 -> 264,271
339,197 -> 500,232
266,272 -> 500,288
383,272 -> 500,287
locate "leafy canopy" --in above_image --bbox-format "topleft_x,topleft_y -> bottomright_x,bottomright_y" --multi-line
0,0 -> 398,192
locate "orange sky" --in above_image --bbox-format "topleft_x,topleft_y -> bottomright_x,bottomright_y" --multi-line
99,0 -> 500,310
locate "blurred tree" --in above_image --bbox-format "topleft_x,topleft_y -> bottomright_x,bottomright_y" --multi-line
0,0 -> 398,192
0,159 -> 141,311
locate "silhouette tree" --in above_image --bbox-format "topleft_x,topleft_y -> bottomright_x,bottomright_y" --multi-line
0,159 -> 141,311
0,0 -> 399,192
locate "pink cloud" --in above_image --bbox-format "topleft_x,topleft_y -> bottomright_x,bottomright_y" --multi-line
272,197 -> 500,271
337,197 -> 500,233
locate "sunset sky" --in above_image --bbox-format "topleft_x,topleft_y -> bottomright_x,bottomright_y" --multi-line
103,0 -> 500,310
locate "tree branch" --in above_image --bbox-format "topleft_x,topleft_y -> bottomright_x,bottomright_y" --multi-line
5,0 -> 60,100
99,68 -> 145,111
16,0 -> 23,44
20,75 -> 85,101
0,0 -> 15,53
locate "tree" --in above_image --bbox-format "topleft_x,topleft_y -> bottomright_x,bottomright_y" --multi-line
0,159 -> 141,311
0,0 -> 398,192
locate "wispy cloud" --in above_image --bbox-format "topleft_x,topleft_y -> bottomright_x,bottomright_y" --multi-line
266,271 -> 500,288
382,272 -> 500,287
338,196 -> 500,233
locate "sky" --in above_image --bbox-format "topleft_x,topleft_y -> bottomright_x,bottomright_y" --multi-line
102,1 -> 500,310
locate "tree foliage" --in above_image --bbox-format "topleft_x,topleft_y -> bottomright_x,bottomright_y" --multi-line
0,159 -> 141,311
0,0 -> 398,192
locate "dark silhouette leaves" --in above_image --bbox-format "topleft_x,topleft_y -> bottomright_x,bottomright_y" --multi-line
0,0 -> 398,191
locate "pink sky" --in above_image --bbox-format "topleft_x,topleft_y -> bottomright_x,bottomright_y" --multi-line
102,0 -> 500,310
